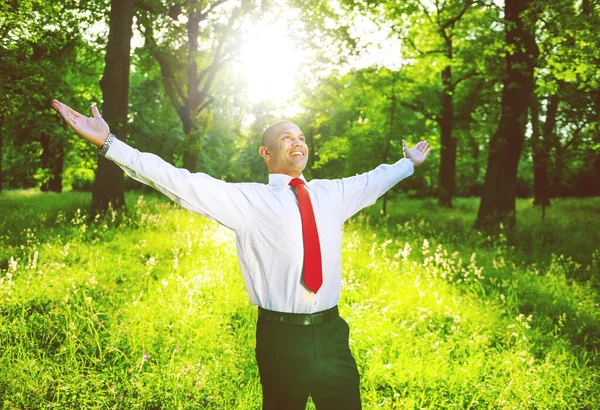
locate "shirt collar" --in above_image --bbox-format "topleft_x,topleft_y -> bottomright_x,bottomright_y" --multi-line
268,173 -> 308,189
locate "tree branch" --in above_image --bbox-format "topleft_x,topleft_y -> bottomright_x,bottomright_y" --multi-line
452,69 -> 477,89
416,0 -> 435,25
391,24 -> 444,56
399,100 -> 436,121
141,18 -> 185,110
441,0 -> 474,30
190,7 -> 238,110
197,0 -> 232,22
198,95 -> 214,113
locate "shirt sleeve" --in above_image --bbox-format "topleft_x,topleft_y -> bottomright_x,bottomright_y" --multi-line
335,158 -> 414,222
103,137 -> 254,232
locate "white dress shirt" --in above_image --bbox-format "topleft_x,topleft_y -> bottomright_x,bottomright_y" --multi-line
103,137 -> 414,313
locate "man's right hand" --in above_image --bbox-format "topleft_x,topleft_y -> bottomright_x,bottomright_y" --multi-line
53,99 -> 110,148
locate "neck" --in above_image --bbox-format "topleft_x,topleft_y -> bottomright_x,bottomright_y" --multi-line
268,169 -> 302,178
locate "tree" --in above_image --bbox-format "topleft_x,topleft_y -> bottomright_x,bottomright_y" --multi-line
92,0 -> 135,212
402,0 -> 477,207
336,0 -> 497,207
528,0 -> 600,207
139,0 -> 251,173
475,0 -> 538,230
294,68 -> 428,201
0,0 -> 100,193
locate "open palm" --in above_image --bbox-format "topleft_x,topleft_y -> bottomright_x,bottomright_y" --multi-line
53,99 -> 109,148
402,139 -> 431,167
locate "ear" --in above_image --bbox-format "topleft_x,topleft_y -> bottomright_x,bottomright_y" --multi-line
259,145 -> 271,161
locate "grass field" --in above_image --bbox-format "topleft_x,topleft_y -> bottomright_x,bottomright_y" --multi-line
0,190 -> 599,409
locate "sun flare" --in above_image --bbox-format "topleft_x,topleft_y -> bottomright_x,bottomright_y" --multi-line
237,20 -> 307,107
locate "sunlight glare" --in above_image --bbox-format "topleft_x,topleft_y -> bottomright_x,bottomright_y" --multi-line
237,20 -> 307,107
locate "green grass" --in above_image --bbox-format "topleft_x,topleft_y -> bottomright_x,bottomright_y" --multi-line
0,189 -> 599,409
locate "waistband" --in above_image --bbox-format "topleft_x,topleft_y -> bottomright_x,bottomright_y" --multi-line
258,305 -> 339,326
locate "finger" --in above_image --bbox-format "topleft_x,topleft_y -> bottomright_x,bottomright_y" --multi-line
56,100 -> 71,114
91,105 -> 100,119
52,99 -> 64,112
63,107 -> 76,124
424,147 -> 431,157
57,102 -> 77,121
53,101 -> 78,128
60,111 -> 76,128
55,104 -> 72,122
57,100 -> 81,119
66,105 -> 82,119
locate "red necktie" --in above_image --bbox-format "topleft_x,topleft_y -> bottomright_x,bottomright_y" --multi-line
289,178 -> 323,293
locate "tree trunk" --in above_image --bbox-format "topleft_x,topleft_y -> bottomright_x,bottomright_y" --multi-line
532,93 -> 558,206
468,128 -> 480,196
183,10 -> 200,172
306,127 -> 319,179
92,0 -> 134,213
553,142 -> 565,197
530,93 -> 544,204
48,142 -> 64,193
142,3 -> 235,174
0,115 -> 4,193
475,0 -> 537,230
438,62 -> 456,207
180,105 -> 198,172
40,134 -> 51,192
382,73 -> 397,216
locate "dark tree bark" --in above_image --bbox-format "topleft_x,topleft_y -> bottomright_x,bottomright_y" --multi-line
0,115 -> 3,193
91,0 -> 134,213
40,134 -> 51,192
438,59 -> 456,207
48,143 -> 64,193
529,94 -> 542,200
437,1 -> 473,207
382,73 -> 398,216
39,134 -> 63,193
595,90 -> 600,141
306,127 -> 319,179
401,1 -> 474,208
468,130 -> 480,195
531,93 -> 558,207
475,0 -> 538,230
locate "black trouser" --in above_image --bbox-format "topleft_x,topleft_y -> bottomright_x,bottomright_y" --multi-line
255,310 -> 362,409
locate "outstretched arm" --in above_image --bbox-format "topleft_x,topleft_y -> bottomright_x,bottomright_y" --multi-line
337,139 -> 432,221
53,100 -> 254,232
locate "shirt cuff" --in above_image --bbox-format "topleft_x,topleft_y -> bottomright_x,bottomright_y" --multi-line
98,133 -> 116,156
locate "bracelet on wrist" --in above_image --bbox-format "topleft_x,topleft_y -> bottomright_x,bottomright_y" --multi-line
98,133 -> 116,156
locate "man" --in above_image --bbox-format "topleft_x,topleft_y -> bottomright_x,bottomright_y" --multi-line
53,99 -> 430,409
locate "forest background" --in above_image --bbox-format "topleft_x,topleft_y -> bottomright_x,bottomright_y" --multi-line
2,0 -> 599,217
1,0 -> 599,408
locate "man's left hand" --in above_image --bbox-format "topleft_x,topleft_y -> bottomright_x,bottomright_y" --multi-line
402,139 -> 431,167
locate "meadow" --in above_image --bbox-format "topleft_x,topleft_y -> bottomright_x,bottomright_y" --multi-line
0,190 -> 599,409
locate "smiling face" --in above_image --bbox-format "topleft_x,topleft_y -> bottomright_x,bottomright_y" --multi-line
259,121 -> 308,177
